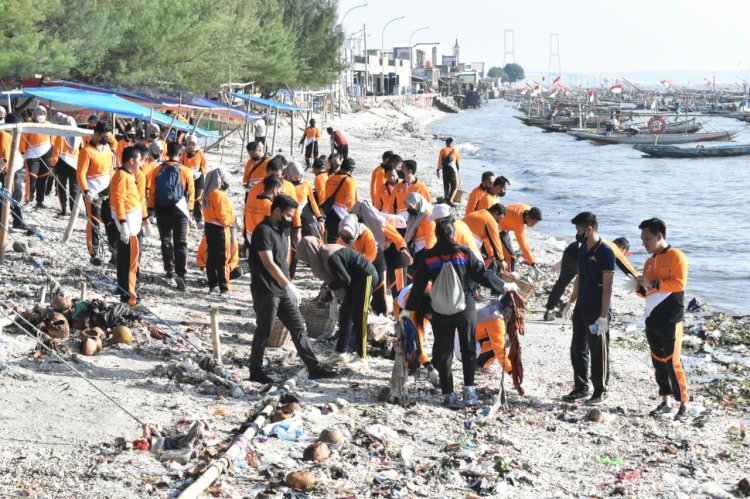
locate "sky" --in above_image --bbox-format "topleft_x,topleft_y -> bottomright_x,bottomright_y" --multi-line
339,0 -> 750,80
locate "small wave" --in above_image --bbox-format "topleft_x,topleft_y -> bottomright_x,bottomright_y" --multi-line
457,143 -> 480,155
518,185 -> 543,193
553,192 -> 577,200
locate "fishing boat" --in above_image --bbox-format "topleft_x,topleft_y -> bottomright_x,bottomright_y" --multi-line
568,130 -> 738,145
634,143 -> 750,158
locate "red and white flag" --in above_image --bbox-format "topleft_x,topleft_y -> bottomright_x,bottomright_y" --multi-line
548,88 -> 558,98
660,79 -> 674,89
562,87 -> 570,95
531,85 -> 541,96
610,84 -> 622,94
587,89 -> 595,102
519,87 -> 528,95
552,75 -> 561,84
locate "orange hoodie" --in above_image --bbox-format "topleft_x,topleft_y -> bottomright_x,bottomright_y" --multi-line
203,189 -> 236,227
462,209 -> 504,262
77,143 -> 114,193
500,203 -> 535,265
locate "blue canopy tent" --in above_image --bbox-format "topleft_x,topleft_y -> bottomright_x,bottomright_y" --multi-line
191,97 -> 262,122
17,86 -> 220,138
230,91 -> 311,156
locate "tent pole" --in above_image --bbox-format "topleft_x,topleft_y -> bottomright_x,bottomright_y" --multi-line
0,128 -> 21,264
271,107 -> 279,154
290,111 -> 294,156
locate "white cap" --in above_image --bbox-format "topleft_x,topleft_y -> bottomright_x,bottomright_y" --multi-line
147,123 -> 160,135
0,105 -> 6,116
427,203 -> 452,221
184,134 -> 197,144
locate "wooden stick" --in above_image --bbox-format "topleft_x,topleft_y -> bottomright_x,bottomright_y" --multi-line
62,191 -> 82,243
209,308 -> 221,361
0,128 -> 21,264
80,282 -> 87,300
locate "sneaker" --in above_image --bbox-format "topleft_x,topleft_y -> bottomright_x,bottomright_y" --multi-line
308,365 -> 338,380
463,386 -> 480,406
175,276 -> 186,291
347,354 -> 369,370
674,405 -> 689,422
249,370 -> 274,384
327,351 -> 354,365
585,392 -> 608,406
543,309 -> 556,321
562,389 -> 590,402
57,210 -> 67,217
90,256 -> 103,266
165,273 -> 176,287
208,286 -> 219,294
649,401 -> 674,417
108,252 -> 118,266
443,392 -> 461,410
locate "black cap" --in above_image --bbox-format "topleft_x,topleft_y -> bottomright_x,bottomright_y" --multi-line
87,114 -> 100,123
340,158 -> 356,171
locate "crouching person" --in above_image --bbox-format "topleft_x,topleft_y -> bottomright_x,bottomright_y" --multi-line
248,195 -> 336,383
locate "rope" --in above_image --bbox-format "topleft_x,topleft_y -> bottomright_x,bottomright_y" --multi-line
0,304 -> 146,427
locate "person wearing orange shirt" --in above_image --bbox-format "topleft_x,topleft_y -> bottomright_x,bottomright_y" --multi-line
500,203 -> 542,277
144,123 -> 168,154
338,214 -> 388,315
0,113 -> 27,230
388,159 -> 432,221
50,113 -> 81,216
375,163 -> 399,213
463,204 -> 507,269
244,175 -> 283,243
78,121 -> 118,266
475,301 -> 513,374
147,142 -> 195,291
403,192 -> 436,262
370,150 -> 393,204
81,115 -> 118,151
110,146 -> 148,306
466,174 -> 511,215
636,217 -> 690,421
201,168 -> 237,294
299,118 -> 321,168
197,233 -> 242,283
311,157 -> 328,205
242,141 -> 271,189
180,134 -> 208,225
286,160 -> 324,277
20,105 -> 53,207
436,137 -> 460,206
429,204 -> 482,261
323,157 -> 357,243
116,124 -> 138,167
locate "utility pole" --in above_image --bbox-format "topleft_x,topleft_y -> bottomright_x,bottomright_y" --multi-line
548,33 -> 561,80
363,24 -> 368,96
503,29 -> 515,66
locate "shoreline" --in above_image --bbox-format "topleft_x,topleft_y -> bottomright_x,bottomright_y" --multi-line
0,102 -> 748,497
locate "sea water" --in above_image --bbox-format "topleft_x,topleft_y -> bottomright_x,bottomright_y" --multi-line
426,99 -> 750,315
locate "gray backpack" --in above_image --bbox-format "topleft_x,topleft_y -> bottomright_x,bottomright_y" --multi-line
430,261 -> 466,315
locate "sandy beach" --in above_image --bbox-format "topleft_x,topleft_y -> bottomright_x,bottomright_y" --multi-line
1,100 -> 748,498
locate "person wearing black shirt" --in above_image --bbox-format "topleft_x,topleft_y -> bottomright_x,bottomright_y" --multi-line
248,195 -> 335,383
562,212 -> 615,405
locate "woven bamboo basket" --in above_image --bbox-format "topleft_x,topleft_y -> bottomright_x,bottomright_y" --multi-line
500,271 -> 537,302
268,320 -> 290,348
300,297 -> 338,338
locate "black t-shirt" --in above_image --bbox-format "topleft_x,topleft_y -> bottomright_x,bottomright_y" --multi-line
250,217 -> 289,296
575,238 -> 615,324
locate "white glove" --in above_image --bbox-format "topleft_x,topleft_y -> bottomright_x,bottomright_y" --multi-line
399,310 -> 411,323
531,264 -> 542,281
427,366 -> 440,388
189,218 -> 197,229
509,271 -> 521,280
623,274 -> 638,293
119,223 -> 131,243
143,220 -> 154,238
149,214 -> 156,225
85,190 -> 99,203
561,301 -> 574,320
502,282 -> 519,294
286,282 -> 300,307
591,317 -> 609,335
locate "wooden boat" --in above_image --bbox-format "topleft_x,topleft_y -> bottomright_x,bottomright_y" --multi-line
567,130 -> 738,145
634,143 -> 750,158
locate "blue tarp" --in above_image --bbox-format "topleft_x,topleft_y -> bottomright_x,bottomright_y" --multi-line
191,97 -> 262,122
18,86 -> 220,138
231,92 -> 309,112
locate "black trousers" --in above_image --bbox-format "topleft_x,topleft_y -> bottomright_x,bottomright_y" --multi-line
116,229 -> 142,305
205,223 -> 228,291
192,175 -> 205,222
156,210 -> 189,277
84,193 -> 118,257
571,308 -> 610,394
370,249 -> 387,316
442,165 -> 457,202
646,322 -> 689,402
0,170 -> 25,229
335,144 -> 349,159
304,141 -> 318,160
324,211 -> 341,244
431,309 -> 477,394
25,151 -> 53,205
55,159 -> 78,213
335,274 -> 376,357
546,241 -> 579,309
250,289 -> 321,372
500,231 -> 516,270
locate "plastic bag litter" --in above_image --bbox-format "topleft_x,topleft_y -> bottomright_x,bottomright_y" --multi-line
263,416 -> 304,441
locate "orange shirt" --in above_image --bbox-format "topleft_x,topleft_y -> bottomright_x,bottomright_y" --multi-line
465,186 -> 496,215
116,138 -> 137,167
437,146 -> 460,170
500,203 -> 534,264
370,165 -> 386,203
243,156 -> 271,186
244,193 -> 272,238
375,183 -> 396,213
384,223 -> 407,251
324,173 -> 357,213
180,150 -> 207,174
295,180 -> 322,219
110,168 -> 146,221
77,143 -> 114,193
388,180 -> 432,218
20,123 -> 52,158
0,130 -> 11,174
338,226 -> 378,263
409,216 -> 436,253
203,189 -> 236,227
463,209 -> 504,261
314,172 -> 328,204
453,219 -> 483,260
246,179 -> 302,228
146,161 -> 196,211
304,127 -> 321,140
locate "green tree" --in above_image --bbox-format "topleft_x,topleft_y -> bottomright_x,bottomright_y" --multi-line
503,63 -> 525,83
487,66 -> 508,81
241,0 -> 298,88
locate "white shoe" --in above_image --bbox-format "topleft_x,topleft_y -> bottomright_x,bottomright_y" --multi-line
327,351 -> 354,365
347,354 -> 369,370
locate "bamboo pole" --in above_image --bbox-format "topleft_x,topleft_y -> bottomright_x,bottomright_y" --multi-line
80,282 -> 87,300
209,308 -> 221,361
290,111 -> 294,156
270,107 -> 279,154
177,368 -> 306,499
0,128 -> 21,264
62,191 -> 82,243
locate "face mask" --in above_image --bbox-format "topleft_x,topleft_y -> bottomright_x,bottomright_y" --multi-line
291,179 -> 301,186
341,235 -> 354,245
35,115 -> 46,123
397,170 -> 405,180
407,208 -> 418,217
386,180 -> 396,187
498,191 -> 506,197
99,136 -> 110,146
575,232 -> 588,244
186,151 -> 195,159
150,133 -> 158,139
220,182 -> 229,191
127,133 -> 136,140
277,218 -> 292,230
